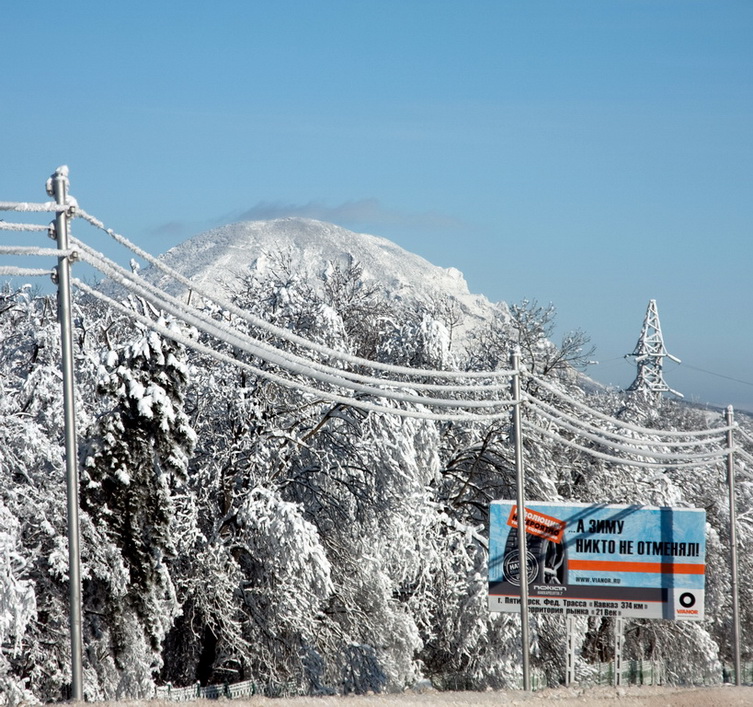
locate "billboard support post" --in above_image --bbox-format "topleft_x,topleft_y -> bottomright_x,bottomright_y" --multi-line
510,349 -> 531,691
725,406 -> 741,686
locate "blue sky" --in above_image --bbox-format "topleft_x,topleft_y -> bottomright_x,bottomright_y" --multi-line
2,1 -> 752,411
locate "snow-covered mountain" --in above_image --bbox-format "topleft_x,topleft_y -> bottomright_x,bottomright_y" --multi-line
146,217 -> 502,336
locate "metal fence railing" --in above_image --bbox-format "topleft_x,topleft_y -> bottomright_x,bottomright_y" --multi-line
153,660 -> 752,700
154,678 -> 302,701
583,660 -> 753,687
722,662 -> 753,686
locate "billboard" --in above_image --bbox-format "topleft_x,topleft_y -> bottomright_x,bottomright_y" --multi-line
488,502 -> 706,621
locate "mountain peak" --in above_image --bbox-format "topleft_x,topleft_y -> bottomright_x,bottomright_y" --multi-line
149,219 -> 497,328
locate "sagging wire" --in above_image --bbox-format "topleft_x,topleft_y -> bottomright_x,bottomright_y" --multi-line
524,393 -> 726,450
74,240 -> 515,407
525,370 -> 732,439
76,208 -> 516,382
73,278 -> 518,423
521,417 -> 728,470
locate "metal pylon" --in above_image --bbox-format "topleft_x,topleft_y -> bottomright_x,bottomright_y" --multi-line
626,299 -> 682,399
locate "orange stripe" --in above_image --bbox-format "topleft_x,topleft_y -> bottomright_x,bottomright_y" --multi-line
569,559 -> 705,575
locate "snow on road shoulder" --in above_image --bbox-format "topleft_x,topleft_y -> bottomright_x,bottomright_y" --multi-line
74,685 -> 752,707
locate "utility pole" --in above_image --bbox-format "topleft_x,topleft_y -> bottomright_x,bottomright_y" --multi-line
47,166 -> 84,700
510,349 -> 532,691
725,406 -> 741,686
626,299 -> 682,400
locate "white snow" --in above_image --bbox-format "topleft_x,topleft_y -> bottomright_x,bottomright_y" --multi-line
146,218 -> 502,344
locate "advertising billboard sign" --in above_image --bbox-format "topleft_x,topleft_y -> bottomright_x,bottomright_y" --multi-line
488,502 -> 706,621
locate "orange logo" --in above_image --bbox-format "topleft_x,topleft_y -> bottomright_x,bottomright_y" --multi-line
507,506 -> 566,544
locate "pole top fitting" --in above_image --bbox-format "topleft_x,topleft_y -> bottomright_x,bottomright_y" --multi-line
46,165 -> 70,197
510,346 -> 526,372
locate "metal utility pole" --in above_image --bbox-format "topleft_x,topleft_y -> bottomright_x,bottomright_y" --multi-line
626,299 -> 682,400
725,406 -> 742,686
510,349 -> 532,691
47,166 -> 84,700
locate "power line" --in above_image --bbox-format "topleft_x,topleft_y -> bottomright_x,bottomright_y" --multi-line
74,244 -> 515,409
524,393 -> 726,449
2,198 -> 741,460
526,371 -> 731,438
0,201 -> 65,213
680,363 -> 753,389
522,420 -> 728,470
76,208 -> 516,382
73,279 -> 517,423
526,400 -> 726,462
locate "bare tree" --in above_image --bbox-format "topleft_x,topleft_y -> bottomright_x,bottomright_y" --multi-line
509,299 -> 595,377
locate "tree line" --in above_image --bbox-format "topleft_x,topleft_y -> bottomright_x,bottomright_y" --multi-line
0,258 -> 750,702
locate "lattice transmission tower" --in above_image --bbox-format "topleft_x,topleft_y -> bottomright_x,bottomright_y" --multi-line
626,299 -> 683,399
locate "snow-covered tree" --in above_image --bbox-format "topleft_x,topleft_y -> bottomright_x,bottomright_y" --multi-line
0,285 -> 82,701
80,300 -> 196,697
1,231 -> 751,701
0,499 -> 37,705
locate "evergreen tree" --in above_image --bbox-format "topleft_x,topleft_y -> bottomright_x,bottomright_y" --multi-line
80,302 -> 196,697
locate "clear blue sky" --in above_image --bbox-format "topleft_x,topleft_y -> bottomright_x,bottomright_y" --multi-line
2,1 -> 752,411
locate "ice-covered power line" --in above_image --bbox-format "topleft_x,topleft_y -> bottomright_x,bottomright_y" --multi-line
0,267 -> 53,277
526,371 -> 731,438
526,400 -> 726,462
76,208 -> 516,382
524,393 -> 726,450
73,249 -> 516,412
736,426 -> 753,446
0,201 -> 67,213
74,244 -> 514,406
70,232 -> 518,402
0,246 -> 73,257
522,418 -> 729,469
73,279 -> 517,423
0,222 -> 51,232
737,448 -> 753,467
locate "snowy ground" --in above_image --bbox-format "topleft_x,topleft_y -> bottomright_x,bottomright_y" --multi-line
76,685 -> 753,707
